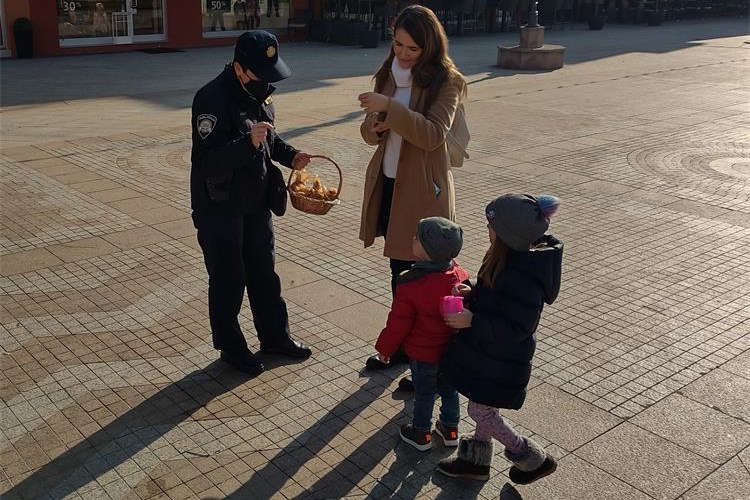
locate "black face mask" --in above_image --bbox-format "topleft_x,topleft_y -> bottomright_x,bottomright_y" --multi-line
243,79 -> 270,101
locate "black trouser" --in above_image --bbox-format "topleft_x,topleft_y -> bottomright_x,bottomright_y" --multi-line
194,210 -> 290,353
209,11 -> 226,30
266,0 -> 279,16
380,175 -> 415,297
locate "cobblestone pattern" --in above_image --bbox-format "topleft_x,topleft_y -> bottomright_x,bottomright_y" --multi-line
0,156 -> 142,255
2,24 -> 750,500
2,114 -> 748,498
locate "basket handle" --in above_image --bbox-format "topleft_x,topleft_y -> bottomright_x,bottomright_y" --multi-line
286,155 -> 343,201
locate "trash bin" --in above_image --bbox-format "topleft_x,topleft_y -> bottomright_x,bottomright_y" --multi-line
13,17 -> 34,58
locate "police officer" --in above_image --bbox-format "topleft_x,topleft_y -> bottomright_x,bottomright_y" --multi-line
191,30 -> 312,376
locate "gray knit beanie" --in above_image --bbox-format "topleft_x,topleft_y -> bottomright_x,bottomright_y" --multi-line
417,217 -> 463,262
485,194 -> 560,251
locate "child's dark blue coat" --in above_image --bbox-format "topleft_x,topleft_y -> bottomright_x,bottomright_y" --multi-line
442,235 -> 563,409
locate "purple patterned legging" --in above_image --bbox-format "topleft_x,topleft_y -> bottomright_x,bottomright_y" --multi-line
467,400 -> 526,455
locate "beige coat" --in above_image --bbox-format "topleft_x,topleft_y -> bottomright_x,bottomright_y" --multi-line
359,72 -> 466,260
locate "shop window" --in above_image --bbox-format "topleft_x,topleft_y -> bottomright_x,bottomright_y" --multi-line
203,0 -> 290,36
0,0 -> 6,52
57,0 -> 164,43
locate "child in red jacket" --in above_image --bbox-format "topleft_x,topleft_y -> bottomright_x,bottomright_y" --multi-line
375,217 -> 470,451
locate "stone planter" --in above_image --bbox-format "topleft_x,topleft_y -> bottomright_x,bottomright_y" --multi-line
588,15 -> 606,29
647,10 -> 664,26
330,20 -> 367,46
13,17 -> 34,58
309,19 -> 332,42
360,29 -> 379,48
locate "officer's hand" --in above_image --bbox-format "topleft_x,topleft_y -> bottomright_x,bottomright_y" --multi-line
292,152 -> 311,170
250,121 -> 274,149
358,92 -> 389,113
377,353 -> 390,364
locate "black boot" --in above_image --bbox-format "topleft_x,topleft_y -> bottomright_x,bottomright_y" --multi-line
437,437 -> 492,480
365,349 -> 409,370
220,350 -> 264,376
397,376 -> 414,392
505,437 -> 557,484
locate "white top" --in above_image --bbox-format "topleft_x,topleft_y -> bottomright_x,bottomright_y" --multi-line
382,59 -> 412,179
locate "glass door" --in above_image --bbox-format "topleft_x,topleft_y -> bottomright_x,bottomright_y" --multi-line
112,0 -> 134,43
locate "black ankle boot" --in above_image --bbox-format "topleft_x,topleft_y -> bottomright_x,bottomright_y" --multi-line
505,437 -> 557,484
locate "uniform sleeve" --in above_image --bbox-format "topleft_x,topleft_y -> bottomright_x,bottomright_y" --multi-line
375,286 -> 416,357
192,89 -> 264,179
383,78 -> 464,152
262,101 -> 297,168
270,130 -> 298,167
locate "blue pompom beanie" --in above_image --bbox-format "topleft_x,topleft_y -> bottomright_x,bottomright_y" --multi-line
485,194 -> 559,251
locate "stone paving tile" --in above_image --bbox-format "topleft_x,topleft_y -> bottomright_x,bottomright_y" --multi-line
321,300 -> 391,343
680,368 -> 750,425
681,456 -> 750,500
516,454 -> 653,500
1,20 -> 749,500
577,423 -> 716,500
507,383 -> 622,451
630,393 -> 750,464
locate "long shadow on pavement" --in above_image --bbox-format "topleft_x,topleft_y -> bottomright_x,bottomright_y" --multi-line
4,361 -> 248,500
225,373 -> 405,499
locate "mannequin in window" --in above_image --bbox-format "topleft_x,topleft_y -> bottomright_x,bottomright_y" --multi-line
266,0 -> 280,17
93,2 -> 109,36
210,0 -> 228,31
246,0 -> 261,28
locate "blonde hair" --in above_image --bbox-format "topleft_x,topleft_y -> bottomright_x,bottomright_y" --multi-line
478,235 -> 510,288
374,5 -> 466,111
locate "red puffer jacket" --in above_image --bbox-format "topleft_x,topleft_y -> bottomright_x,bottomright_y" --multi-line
376,263 -> 470,363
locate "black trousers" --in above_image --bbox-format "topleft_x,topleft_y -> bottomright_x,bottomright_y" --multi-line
380,175 -> 415,297
194,210 -> 290,352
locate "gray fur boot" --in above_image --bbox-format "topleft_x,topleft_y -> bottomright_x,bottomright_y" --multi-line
458,436 -> 494,465
505,437 -> 557,484
437,436 -> 493,480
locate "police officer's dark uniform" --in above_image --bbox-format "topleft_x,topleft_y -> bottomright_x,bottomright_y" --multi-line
191,31 -> 311,376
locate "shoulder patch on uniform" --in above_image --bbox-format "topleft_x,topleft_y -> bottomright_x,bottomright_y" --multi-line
197,114 -> 217,139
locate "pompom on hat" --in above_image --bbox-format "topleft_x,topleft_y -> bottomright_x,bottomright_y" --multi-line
485,194 -> 560,251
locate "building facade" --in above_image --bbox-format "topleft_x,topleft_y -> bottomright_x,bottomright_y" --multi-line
1,0 -> 316,58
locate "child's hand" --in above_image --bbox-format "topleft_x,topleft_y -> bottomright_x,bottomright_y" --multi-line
444,309 -> 473,329
452,284 -> 471,297
378,353 -> 390,364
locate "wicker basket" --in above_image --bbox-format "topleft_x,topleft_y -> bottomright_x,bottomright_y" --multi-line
287,155 -> 342,215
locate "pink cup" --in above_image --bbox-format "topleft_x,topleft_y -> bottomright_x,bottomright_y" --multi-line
440,295 -> 464,315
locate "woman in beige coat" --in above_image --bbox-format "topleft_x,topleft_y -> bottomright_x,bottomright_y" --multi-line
358,5 -> 467,370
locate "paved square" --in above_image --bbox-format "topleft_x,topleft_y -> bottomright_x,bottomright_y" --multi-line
1,19 -> 749,500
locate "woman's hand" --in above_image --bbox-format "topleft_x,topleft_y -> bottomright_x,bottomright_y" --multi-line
365,112 -> 389,134
444,309 -> 473,329
358,92 -> 389,113
452,284 -> 472,298
292,152 -> 311,170
371,121 -> 390,134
